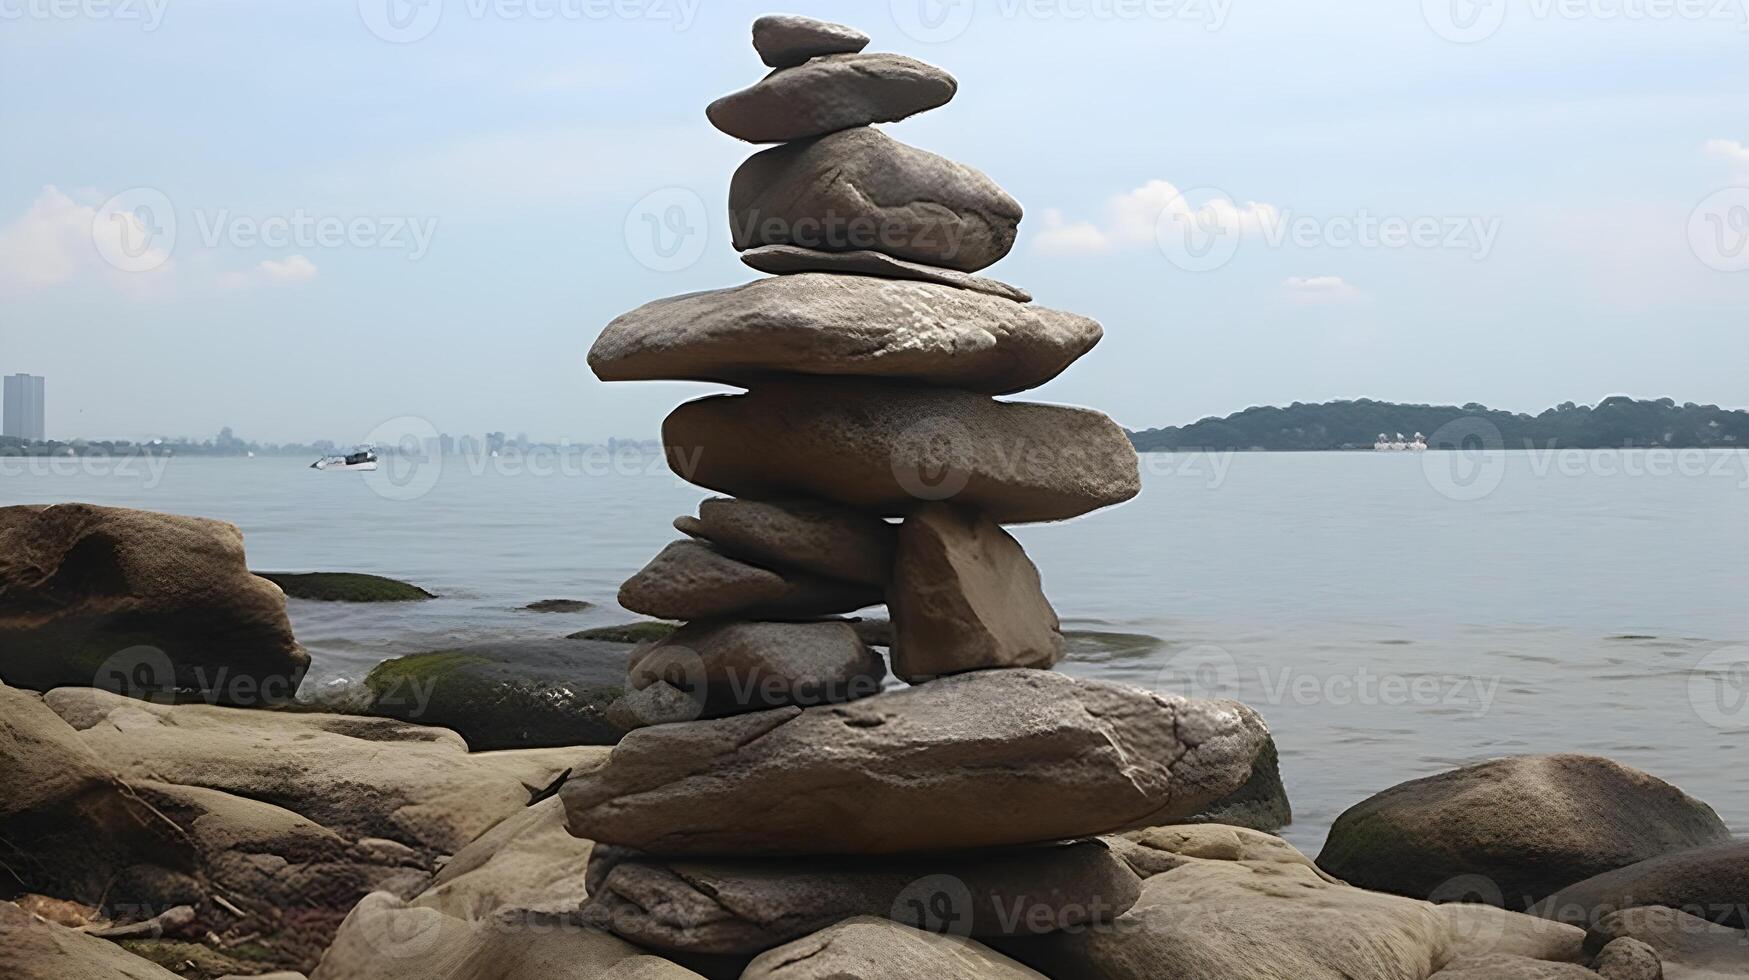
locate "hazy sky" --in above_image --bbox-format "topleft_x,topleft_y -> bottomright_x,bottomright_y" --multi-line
2,0 -> 1746,443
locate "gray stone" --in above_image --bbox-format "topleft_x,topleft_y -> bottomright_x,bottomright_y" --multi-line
1586,907 -> 1749,979
590,274 -> 1099,396
744,917 -> 1046,979
1539,841 -> 1749,930
1430,954 -> 1601,978
730,128 -> 1021,273
676,497 -> 897,587
1184,732 -> 1292,833
1590,938 -> 1663,980
742,244 -> 1032,303
1317,755 -> 1731,910
617,540 -> 882,621
751,14 -> 868,68
663,379 -> 1141,524
889,503 -> 1061,682
707,53 -> 957,143
582,839 -> 1140,955
562,669 -> 1270,856
624,620 -> 886,724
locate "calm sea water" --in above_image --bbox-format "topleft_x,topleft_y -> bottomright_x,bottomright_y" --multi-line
4,450 -> 1746,854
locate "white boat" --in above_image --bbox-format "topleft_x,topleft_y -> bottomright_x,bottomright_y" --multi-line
311,447 -> 378,471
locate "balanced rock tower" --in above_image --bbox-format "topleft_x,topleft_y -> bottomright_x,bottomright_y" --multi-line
565,14 -> 1273,961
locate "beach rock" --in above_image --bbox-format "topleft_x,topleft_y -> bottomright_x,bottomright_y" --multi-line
742,244 -> 1032,303
618,540 -> 882,621
707,53 -> 956,143
999,824 -> 1457,980
1184,732 -> 1293,832
362,639 -> 631,750
730,128 -> 1022,272
1317,755 -> 1731,909
257,571 -> 434,602
1585,907 -> 1749,979
1590,938 -> 1663,980
590,274 -> 1098,395
624,620 -> 886,723
0,503 -> 307,705
888,503 -> 1061,681
664,379 -> 1141,524
42,685 -> 604,855
310,891 -> 704,980
410,797 -> 593,921
0,681 -> 112,822
743,917 -> 1046,980
522,598 -> 591,613
1105,823 -> 1333,882
562,669 -> 1270,856
0,900 -> 186,980
1429,954 -> 1601,978
1440,902 -> 1589,964
603,678 -> 700,730
751,13 -> 868,68
1538,840 -> 1749,930
569,620 -> 678,644
582,839 -> 1140,955
676,497 -> 897,587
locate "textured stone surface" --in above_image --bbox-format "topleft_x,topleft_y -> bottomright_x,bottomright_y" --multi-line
582,839 -> 1140,955
743,917 -> 1046,979
590,274 -> 1098,395
663,379 -> 1141,524
0,901 -> 186,980
1317,755 -> 1730,909
889,503 -> 1061,681
1429,954 -> 1600,978
0,503 -> 306,705
1590,938 -> 1663,980
676,496 -> 897,587
562,669 -> 1270,856
742,244 -> 1032,302
624,620 -> 887,723
730,128 -> 1021,273
1183,733 -> 1292,833
1539,840 -> 1749,929
1585,906 -> 1749,979
409,796 -> 592,921
751,14 -> 868,68
707,53 -> 956,143
617,540 -> 882,621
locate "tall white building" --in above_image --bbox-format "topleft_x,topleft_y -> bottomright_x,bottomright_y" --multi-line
3,374 -> 46,442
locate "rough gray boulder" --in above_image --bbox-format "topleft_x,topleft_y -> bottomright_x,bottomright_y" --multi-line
618,540 -> 882,621
562,669 -> 1270,856
1538,840 -> 1749,929
1585,906 -> 1749,979
623,620 -> 886,725
707,53 -> 956,143
730,127 -> 1021,273
590,274 -> 1098,395
741,244 -> 1032,302
751,14 -> 868,68
674,497 -> 897,587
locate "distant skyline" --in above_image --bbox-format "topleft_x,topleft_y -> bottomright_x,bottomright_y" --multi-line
2,1 -> 1746,443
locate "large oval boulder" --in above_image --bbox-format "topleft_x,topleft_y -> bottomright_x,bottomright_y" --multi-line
707,53 -> 956,143
561,668 -> 1270,857
589,274 -> 1098,395
618,540 -> 882,621
663,379 -> 1141,524
0,504 -> 307,705
1317,755 -> 1731,910
730,127 -> 1022,273
1537,840 -> 1749,929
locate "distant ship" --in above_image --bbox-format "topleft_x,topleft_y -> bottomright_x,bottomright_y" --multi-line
1374,432 -> 1427,452
311,447 -> 378,471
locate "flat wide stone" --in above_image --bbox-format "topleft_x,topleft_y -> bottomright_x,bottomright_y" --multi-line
662,380 -> 1141,524
590,274 -> 1098,396
707,53 -> 957,144
675,497 -> 896,587
742,245 -> 1031,303
561,668 -> 1271,856
889,503 -> 1062,682
618,541 -> 882,621
624,620 -> 886,724
751,14 -> 868,68
731,127 -> 1021,273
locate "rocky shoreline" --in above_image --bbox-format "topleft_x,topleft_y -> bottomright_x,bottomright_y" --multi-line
2,14 -> 1745,980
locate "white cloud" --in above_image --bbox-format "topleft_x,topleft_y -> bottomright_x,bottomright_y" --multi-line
1283,275 -> 1366,303
0,185 -> 172,292
1033,179 -> 1280,255
257,254 -> 318,283
1703,139 -> 1749,174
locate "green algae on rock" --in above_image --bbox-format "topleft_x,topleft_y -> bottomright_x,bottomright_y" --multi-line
258,572 -> 435,602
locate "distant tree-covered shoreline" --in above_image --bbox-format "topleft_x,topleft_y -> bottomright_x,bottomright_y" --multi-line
1128,397 -> 1749,452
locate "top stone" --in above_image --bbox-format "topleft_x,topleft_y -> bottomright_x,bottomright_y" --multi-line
752,14 -> 870,68
707,53 -> 957,144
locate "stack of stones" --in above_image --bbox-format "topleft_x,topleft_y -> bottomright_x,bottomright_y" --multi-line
567,14 -> 1272,964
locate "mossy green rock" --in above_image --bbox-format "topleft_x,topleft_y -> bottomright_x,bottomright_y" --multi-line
364,639 -> 632,750
568,621 -> 679,644
258,571 -> 434,602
